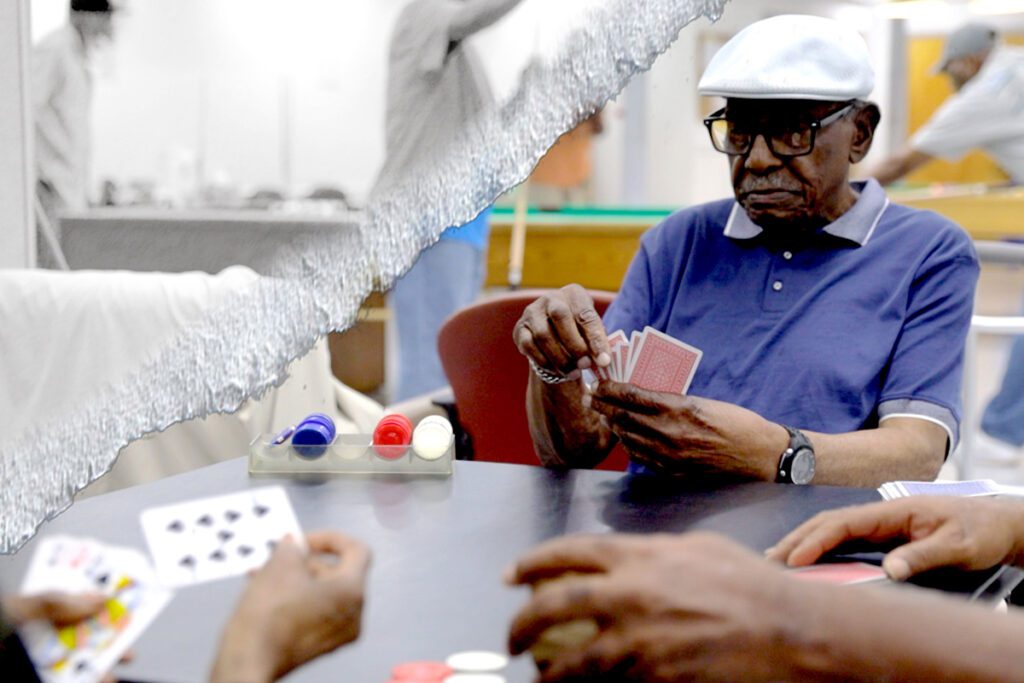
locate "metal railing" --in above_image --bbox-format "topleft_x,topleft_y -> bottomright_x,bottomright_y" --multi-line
959,240 -> 1024,479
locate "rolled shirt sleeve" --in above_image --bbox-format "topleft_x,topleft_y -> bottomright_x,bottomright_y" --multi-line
877,232 -> 980,452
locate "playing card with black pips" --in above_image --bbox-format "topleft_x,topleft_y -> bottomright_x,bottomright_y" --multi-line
140,486 -> 304,588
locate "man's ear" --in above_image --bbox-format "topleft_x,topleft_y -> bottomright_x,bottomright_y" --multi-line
849,103 -> 881,164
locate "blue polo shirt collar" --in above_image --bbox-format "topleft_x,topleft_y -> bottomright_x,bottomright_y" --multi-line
723,179 -> 890,246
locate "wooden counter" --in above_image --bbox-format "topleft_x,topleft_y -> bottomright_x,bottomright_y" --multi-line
486,191 -> 1024,291
892,187 -> 1024,242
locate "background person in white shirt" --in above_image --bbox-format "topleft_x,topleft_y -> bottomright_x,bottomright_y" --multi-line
873,24 -> 1024,466
32,0 -> 117,268
872,23 -> 1024,185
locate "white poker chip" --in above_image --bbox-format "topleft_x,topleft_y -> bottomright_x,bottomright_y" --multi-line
412,421 -> 452,461
443,675 -> 506,683
445,650 -> 509,672
418,415 -> 454,435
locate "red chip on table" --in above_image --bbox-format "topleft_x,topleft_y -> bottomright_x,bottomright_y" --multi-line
786,562 -> 888,585
391,661 -> 454,681
374,414 -> 413,459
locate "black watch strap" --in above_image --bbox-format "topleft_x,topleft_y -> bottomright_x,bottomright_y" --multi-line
776,425 -> 815,484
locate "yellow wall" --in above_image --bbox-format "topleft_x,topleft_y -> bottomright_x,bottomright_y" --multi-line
906,36 -> 1024,185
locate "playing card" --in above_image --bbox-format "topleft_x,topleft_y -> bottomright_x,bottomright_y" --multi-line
140,486 -> 304,588
897,480 -> 999,498
21,537 -> 106,595
786,562 -> 888,585
607,331 -> 628,382
625,330 -> 641,379
19,537 -> 173,683
626,327 -> 703,394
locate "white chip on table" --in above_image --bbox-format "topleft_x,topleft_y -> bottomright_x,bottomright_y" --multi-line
443,675 -> 506,683
445,650 -> 509,672
412,416 -> 454,460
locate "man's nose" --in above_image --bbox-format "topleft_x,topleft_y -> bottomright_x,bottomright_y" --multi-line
743,134 -> 782,173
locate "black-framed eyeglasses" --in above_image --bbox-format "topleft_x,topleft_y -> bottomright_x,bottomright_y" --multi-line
703,101 -> 857,158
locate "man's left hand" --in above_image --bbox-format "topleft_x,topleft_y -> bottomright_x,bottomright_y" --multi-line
589,381 -> 786,480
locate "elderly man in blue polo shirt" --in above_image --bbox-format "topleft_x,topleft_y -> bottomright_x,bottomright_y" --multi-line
513,15 -> 979,488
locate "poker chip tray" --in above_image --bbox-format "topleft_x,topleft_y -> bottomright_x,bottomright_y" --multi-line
248,433 -> 454,477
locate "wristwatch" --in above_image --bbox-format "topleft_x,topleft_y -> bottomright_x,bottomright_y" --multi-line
776,426 -> 815,485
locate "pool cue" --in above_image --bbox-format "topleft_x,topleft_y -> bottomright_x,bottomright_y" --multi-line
508,181 -> 530,290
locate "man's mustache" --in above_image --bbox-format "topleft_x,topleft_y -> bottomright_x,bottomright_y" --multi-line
737,177 -> 802,195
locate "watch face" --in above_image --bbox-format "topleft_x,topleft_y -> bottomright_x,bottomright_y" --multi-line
791,449 -> 816,485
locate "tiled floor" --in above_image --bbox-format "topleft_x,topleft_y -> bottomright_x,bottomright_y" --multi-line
944,262 -> 1024,485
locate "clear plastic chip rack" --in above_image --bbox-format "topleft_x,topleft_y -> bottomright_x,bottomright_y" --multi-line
249,432 -> 454,477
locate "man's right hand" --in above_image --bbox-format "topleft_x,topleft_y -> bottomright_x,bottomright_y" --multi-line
766,496 -> 1024,580
513,285 -> 612,381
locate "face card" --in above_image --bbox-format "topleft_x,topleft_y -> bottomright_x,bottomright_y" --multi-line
21,537 -> 115,596
786,562 -> 889,585
140,486 -> 303,588
19,538 -> 173,683
626,327 -> 703,394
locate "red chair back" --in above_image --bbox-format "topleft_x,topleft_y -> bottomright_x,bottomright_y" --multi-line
438,290 -> 629,471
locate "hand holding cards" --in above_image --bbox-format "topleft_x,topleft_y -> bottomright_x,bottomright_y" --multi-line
17,487 -> 306,682
141,486 -> 304,588
605,326 -> 703,394
18,537 -> 173,683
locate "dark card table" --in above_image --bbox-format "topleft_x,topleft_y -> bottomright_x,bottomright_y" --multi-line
2,459 -> 885,682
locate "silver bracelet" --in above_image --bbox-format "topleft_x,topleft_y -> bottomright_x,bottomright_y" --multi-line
528,358 -> 572,385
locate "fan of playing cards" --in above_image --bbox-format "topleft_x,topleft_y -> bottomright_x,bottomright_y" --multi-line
19,487 -> 303,683
600,326 -> 703,395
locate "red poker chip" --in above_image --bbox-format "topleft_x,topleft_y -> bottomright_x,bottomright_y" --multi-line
391,661 -> 454,681
374,414 -> 413,458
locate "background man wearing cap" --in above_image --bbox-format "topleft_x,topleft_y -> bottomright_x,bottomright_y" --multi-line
873,23 -> 1024,186
513,15 -> 978,487
32,0 -> 117,268
875,24 -> 1024,468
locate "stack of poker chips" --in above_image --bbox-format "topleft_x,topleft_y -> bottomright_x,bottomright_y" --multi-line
281,412 -> 454,462
289,413 -> 336,459
374,413 -> 454,461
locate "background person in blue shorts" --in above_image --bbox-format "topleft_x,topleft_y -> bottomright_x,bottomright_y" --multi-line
378,0 -> 524,402
513,15 -> 979,488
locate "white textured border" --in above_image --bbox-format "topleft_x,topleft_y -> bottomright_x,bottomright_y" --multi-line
0,0 -> 729,552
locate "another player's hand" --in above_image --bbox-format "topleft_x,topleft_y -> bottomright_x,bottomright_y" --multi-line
210,531 -> 371,683
588,383 -> 785,480
2,592 -> 131,683
2,591 -> 107,627
767,496 -> 1024,580
514,284 -> 612,380
507,533 -> 804,682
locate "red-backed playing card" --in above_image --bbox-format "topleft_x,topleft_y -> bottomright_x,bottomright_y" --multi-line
607,330 -> 628,382
625,330 -> 641,379
626,327 -> 703,394
786,562 -> 888,585
616,344 -> 629,383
